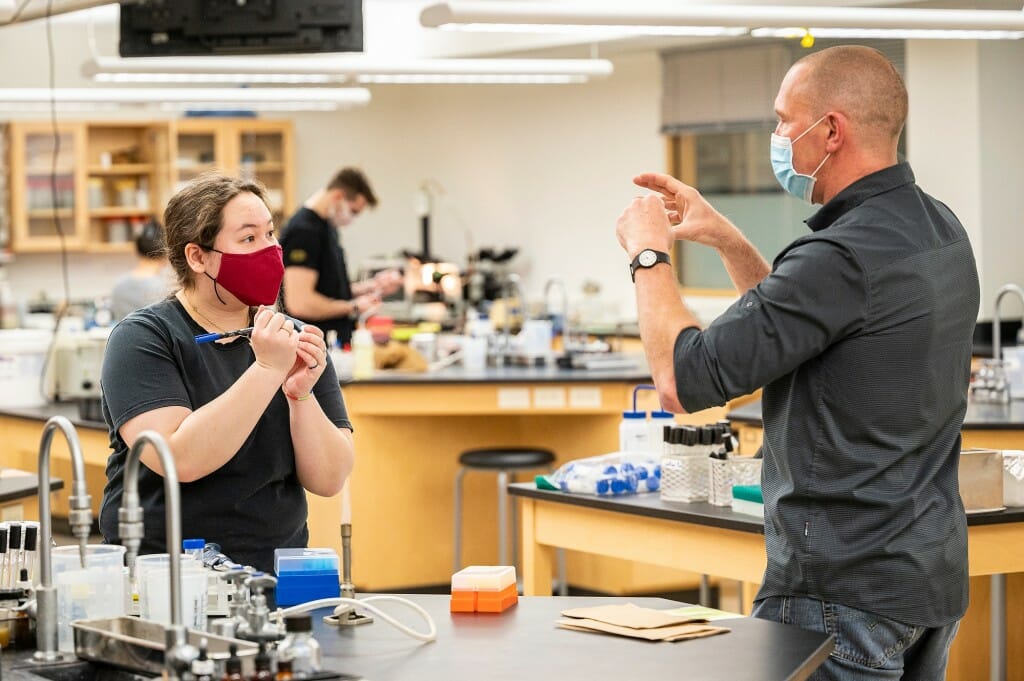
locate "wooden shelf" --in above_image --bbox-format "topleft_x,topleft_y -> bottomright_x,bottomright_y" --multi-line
26,168 -> 74,176
28,208 -> 73,218
175,162 -> 218,174
87,163 -> 155,175
240,161 -> 285,172
89,207 -> 152,218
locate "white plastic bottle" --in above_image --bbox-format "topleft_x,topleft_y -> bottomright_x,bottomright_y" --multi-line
648,410 -> 675,455
619,411 -> 649,452
352,328 -> 375,379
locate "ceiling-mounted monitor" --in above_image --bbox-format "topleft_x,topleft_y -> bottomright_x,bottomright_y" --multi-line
119,0 -> 363,57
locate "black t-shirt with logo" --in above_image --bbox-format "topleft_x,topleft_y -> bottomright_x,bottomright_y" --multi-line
279,207 -> 355,345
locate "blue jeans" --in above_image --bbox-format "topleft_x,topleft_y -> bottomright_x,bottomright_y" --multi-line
752,596 -> 960,681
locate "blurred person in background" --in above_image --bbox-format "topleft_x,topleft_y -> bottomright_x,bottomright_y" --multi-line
279,167 -> 402,346
110,218 -> 171,320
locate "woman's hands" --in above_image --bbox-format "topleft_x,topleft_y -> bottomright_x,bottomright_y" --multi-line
250,307 -> 300,376
283,323 -> 328,399
250,307 -> 328,398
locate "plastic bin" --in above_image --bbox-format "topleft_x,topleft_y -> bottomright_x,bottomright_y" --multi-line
709,457 -> 763,507
0,329 -> 53,407
660,453 -> 709,502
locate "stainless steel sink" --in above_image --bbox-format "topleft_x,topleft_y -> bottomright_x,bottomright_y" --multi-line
72,617 -> 258,676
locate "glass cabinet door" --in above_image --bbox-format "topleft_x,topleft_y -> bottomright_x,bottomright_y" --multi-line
174,131 -> 218,193
238,129 -> 287,224
21,129 -> 79,243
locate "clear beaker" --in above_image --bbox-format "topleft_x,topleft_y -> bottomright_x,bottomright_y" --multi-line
136,553 -> 208,630
52,544 -> 127,653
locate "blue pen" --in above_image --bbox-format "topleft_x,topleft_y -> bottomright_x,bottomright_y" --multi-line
194,320 -> 304,344
194,327 -> 254,344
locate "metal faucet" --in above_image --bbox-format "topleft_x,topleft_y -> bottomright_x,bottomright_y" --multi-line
992,284 -> 1024,367
976,283 -> 1024,404
499,273 -> 528,364
118,430 -> 197,681
34,415 -> 93,663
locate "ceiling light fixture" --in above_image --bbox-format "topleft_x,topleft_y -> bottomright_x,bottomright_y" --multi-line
81,55 -> 614,85
419,1 -> 1024,40
0,87 -> 371,111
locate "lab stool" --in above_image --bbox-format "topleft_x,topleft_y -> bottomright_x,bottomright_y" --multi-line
453,447 -> 567,596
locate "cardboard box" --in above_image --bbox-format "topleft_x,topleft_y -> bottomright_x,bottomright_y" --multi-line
959,448 -> 1005,513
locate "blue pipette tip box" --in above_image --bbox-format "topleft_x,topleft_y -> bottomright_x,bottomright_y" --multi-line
274,548 -> 341,606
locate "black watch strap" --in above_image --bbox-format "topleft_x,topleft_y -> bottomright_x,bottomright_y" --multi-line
629,249 -> 671,282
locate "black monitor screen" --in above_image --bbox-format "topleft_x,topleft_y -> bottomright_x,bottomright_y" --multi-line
119,0 -> 363,57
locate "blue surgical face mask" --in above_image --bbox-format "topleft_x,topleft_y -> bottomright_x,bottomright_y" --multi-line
770,114 -> 831,203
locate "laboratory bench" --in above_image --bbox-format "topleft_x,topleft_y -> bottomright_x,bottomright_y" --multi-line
0,468 -> 64,522
510,483 -> 1024,681
0,402 -> 106,519
0,595 -> 833,681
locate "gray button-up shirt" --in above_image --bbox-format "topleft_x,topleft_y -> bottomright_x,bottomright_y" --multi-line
674,163 -> 978,626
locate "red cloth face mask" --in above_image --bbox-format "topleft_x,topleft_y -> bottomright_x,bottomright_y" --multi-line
203,244 -> 284,306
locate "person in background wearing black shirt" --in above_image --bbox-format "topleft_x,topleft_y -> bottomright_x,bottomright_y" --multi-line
279,167 -> 402,346
616,46 -> 978,680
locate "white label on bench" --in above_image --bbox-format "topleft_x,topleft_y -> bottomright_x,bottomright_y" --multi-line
533,387 -> 566,408
569,387 -> 602,408
497,387 -> 531,409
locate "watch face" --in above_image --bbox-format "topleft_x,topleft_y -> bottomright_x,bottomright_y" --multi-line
639,250 -> 657,267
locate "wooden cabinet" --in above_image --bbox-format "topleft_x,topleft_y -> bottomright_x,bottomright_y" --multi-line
171,119 -> 294,227
82,122 -> 172,253
6,118 -> 294,253
8,121 -> 86,252
8,121 -> 170,253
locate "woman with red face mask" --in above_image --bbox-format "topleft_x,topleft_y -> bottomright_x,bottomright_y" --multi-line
98,173 -> 354,573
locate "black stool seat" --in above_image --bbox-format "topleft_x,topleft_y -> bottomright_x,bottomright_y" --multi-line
458,447 -> 555,470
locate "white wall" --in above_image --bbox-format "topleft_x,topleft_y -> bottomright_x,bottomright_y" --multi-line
288,51 -> 663,318
907,39 -> 1024,319
978,40 -> 1024,320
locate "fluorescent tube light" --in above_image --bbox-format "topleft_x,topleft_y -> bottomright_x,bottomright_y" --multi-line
82,55 -> 614,85
0,87 -> 371,111
420,2 -> 1024,40
751,27 -> 1024,40
440,23 -> 748,37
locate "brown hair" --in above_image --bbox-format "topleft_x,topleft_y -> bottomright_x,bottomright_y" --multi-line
794,45 -> 908,146
327,167 -> 378,207
163,172 -> 270,288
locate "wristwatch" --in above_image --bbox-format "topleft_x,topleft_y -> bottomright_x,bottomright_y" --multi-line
629,249 -> 671,282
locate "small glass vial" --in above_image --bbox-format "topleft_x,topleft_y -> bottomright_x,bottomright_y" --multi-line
275,658 -> 293,681
250,643 -> 274,681
277,614 -> 322,678
221,644 -> 244,681
191,639 -> 215,681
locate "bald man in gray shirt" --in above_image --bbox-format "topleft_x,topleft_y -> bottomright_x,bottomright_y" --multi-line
617,46 -> 978,680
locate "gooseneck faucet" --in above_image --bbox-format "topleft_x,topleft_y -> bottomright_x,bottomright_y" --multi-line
34,415 -> 92,663
118,430 -> 197,681
543,276 -> 570,335
992,284 -> 1024,366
